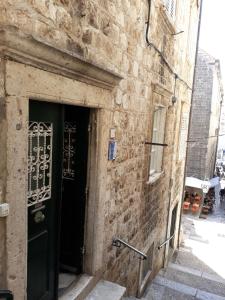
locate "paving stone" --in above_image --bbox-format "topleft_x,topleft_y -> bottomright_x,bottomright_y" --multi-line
144,282 -> 165,300
86,280 -> 126,300
168,262 -> 202,277
161,287 -> 196,300
202,272 -> 225,284
196,290 -> 225,300
171,250 -> 219,275
153,276 -> 197,296
162,266 -> 225,297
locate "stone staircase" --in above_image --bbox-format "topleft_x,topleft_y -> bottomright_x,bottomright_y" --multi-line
124,247 -> 225,300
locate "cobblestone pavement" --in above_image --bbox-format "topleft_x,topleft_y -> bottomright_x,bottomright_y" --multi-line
124,184 -> 225,300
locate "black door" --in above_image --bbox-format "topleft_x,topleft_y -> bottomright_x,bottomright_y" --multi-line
27,102 -> 90,299
60,106 -> 90,274
170,204 -> 178,248
28,101 -> 63,300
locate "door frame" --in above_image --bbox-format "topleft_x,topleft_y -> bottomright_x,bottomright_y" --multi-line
3,60 -> 112,299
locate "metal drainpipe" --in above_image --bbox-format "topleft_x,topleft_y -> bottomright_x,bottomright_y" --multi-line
177,0 -> 204,247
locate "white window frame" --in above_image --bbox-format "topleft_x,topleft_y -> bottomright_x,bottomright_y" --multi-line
163,0 -> 177,20
178,111 -> 189,161
149,106 -> 167,178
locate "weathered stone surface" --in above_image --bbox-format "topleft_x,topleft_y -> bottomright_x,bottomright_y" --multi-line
86,280 -> 126,300
0,0 -> 201,299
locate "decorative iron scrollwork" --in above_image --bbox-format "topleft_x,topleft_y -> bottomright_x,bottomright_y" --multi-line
63,122 -> 76,179
27,122 -> 53,207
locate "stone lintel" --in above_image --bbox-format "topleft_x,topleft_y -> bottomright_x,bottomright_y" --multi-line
0,26 -> 123,90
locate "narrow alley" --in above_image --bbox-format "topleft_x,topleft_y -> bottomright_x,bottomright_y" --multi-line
123,186 -> 225,300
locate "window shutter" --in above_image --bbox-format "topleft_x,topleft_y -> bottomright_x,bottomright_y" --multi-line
163,0 -> 176,20
179,112 -> 189,160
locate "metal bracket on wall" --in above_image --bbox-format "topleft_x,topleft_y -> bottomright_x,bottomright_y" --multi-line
158,234 -> 175,250
144,142 -> 168,147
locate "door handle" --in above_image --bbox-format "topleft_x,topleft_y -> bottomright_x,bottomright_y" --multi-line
34,211 -> 45,223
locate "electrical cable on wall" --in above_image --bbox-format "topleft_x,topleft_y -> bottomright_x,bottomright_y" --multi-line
146,0 -> 192,91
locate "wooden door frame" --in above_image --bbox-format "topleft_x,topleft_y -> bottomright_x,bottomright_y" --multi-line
3,59 -> 113,299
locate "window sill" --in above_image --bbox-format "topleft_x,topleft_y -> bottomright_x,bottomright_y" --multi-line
146,171 -> 165,185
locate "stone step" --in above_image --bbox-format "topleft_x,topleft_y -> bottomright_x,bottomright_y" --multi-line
172,249 -> 219,276
153,276 -> 225,300
159,262 -> 225,297
85,280 -> 126,300
123,282 -> 196,300
123,270 -> 225,300
144,282 -> 196,300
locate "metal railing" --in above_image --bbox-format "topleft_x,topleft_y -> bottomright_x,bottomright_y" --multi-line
158,234 -> 175,250
112,238 -> 147,260
0,290 -> 13,300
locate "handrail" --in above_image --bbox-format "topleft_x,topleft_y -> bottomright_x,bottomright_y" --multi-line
0,290 -> 13,300
112,238 -> 147,260
158,234 -> 175,250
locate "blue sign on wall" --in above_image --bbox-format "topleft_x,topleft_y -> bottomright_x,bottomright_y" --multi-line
108,140 -> 117,160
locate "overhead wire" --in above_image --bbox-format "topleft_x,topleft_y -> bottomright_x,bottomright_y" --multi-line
146,0 -> 192,91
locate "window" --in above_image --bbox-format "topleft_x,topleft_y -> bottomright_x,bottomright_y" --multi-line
163,0 -> 176,20
149,107 -> 166,177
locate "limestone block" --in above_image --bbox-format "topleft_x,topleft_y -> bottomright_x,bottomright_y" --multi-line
56,5 -> 72,31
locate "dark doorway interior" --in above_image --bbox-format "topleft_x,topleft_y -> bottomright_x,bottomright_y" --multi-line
170,204 -> 178,248
58,106 -> 90,294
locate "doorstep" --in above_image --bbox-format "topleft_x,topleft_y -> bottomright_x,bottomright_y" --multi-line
59,274 -> 97,300
85,280 -> 126,300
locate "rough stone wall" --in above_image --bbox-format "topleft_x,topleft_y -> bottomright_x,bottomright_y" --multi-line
0,0 -> 200,296
186,49 -> 220,180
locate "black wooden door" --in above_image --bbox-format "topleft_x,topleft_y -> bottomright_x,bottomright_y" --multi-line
60,106 -> 89,274
27,101 -> 63,300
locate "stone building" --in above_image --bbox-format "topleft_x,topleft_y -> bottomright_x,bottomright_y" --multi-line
186,49 -> 224,180
0,0 -> 201,299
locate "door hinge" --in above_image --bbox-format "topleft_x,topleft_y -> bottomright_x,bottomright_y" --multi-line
88,124 -> 91,132
81,246 -> 86,256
